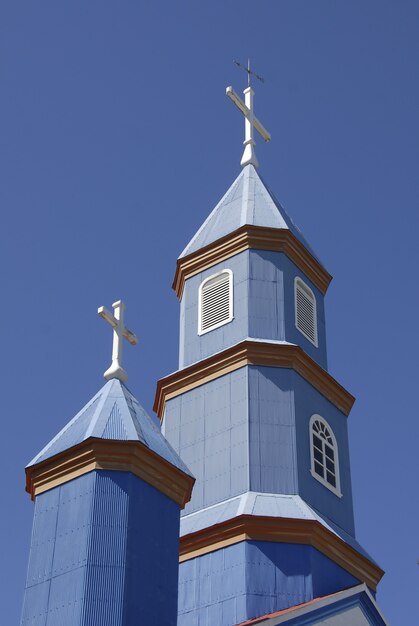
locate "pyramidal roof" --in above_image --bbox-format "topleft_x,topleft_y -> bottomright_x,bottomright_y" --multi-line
28,378 -> 192,477
180,164 -> 321,263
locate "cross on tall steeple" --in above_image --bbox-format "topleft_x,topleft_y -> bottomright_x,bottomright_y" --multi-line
226,60 -> 271,168
98,300 -> 138,382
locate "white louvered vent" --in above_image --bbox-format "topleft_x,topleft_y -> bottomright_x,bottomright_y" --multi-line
295,278 -> 318,346
199,270 -> 233,334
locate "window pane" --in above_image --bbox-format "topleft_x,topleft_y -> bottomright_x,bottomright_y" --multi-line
325,446 -> 334,460
313,434 -> 322,450
314,461 -> 324,478
326,457 -> 335,472
314,448 -> 323,463
326,472 -> 336,487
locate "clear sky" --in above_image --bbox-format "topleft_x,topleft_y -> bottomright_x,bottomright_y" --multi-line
1,1 -> 418,623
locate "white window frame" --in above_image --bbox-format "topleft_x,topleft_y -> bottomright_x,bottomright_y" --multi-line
294,277 -> 318,347
198,269 -> 234,335
309,414 -> 342,497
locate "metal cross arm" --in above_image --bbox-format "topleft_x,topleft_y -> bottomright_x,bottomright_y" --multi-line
226,86 -> 271,143
98,300 -> 138,382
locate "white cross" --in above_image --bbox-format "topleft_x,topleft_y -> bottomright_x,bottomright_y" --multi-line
98,300 -> 138,382
226,77 -> 271,169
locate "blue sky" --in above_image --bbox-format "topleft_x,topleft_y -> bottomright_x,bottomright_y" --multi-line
1,2 -> 418,623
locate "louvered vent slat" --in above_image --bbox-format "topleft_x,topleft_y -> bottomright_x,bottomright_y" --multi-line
295,279 -> 317,345
200,271 -> 232,333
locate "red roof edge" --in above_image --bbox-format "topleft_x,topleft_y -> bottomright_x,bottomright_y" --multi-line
235,587 -> 352,625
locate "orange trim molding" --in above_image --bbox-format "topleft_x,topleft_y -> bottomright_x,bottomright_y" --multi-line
154,340 -> 355,419
173,225 -> 332,299
179,515 -> 384,591
25,438 -> 195,508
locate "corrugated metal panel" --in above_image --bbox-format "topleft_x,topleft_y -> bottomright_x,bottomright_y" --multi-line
248,366 -> 297,496
20,579 -> 49,626
22,470 -> 181,626
45,568 -> 85,625
178,541 -> 359,626
101,402 -> 128,440
165,368 -> 249,516
179,165 -> 320,262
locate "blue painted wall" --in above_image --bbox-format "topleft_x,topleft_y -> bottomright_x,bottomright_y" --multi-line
292,371 -> 355,536
21,470 -> 180,626
163,364 -> 355,535
178,541 -> 360,626
248,366 -> 355,536
179,249 -> 327,370
163,367 -> 249,515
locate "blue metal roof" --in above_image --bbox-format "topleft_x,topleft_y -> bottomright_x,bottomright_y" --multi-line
180,491 -> 376,564
28,379 -> 192,477
180,164 -> 321,262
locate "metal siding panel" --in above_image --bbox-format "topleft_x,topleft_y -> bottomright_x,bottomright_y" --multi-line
25,488 -> 60,587
248,366 -> 297,495
248,250 -> 285,341
166,369 -> 249,515
101,402 -> 128,440
162,396 -> 181,448
311,548 -> 360,599
179,542 -> 248,626
52,513 -> 90,577
22,471 -> 181,626
20,580 -> 50,626
45,568 -> 85,626
178,541 -> 359,625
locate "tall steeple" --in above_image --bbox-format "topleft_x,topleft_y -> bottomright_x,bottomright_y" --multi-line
21,302 -> 194,626
155,78 -> 384,625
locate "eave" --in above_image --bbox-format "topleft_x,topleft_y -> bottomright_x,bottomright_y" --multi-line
154,340 -> 355,419
25,437 -> 195,508
179,514 -> 384,591
173,225 -> 332,299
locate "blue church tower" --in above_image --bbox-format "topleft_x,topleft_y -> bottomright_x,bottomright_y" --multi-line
153,82 -> 386,625
21,300 -> 194,625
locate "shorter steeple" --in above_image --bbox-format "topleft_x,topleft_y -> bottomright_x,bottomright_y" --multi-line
21,303 -> 194,626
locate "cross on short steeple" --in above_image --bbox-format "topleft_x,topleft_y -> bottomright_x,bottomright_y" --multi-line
98,300 -> 138,382
226,60 -> 271,168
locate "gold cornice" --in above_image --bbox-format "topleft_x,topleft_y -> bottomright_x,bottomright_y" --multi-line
173,225 -> 332,299
179,515 -> 384,591
25,438 -> 194,508
154,340 -> 355,419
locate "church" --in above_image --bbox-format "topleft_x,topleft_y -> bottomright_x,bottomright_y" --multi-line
20,70 -> 389,625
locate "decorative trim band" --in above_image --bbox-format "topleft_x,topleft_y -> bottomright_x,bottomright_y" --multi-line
25,438 -> 194,508
154,340 -> 355,419
179,515 -> 384,591
173,225 -> 332,298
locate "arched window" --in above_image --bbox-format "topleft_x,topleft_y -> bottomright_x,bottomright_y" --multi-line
295,278 -> 318,347
198,269 -> 233,335
309,415 -> 342,497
